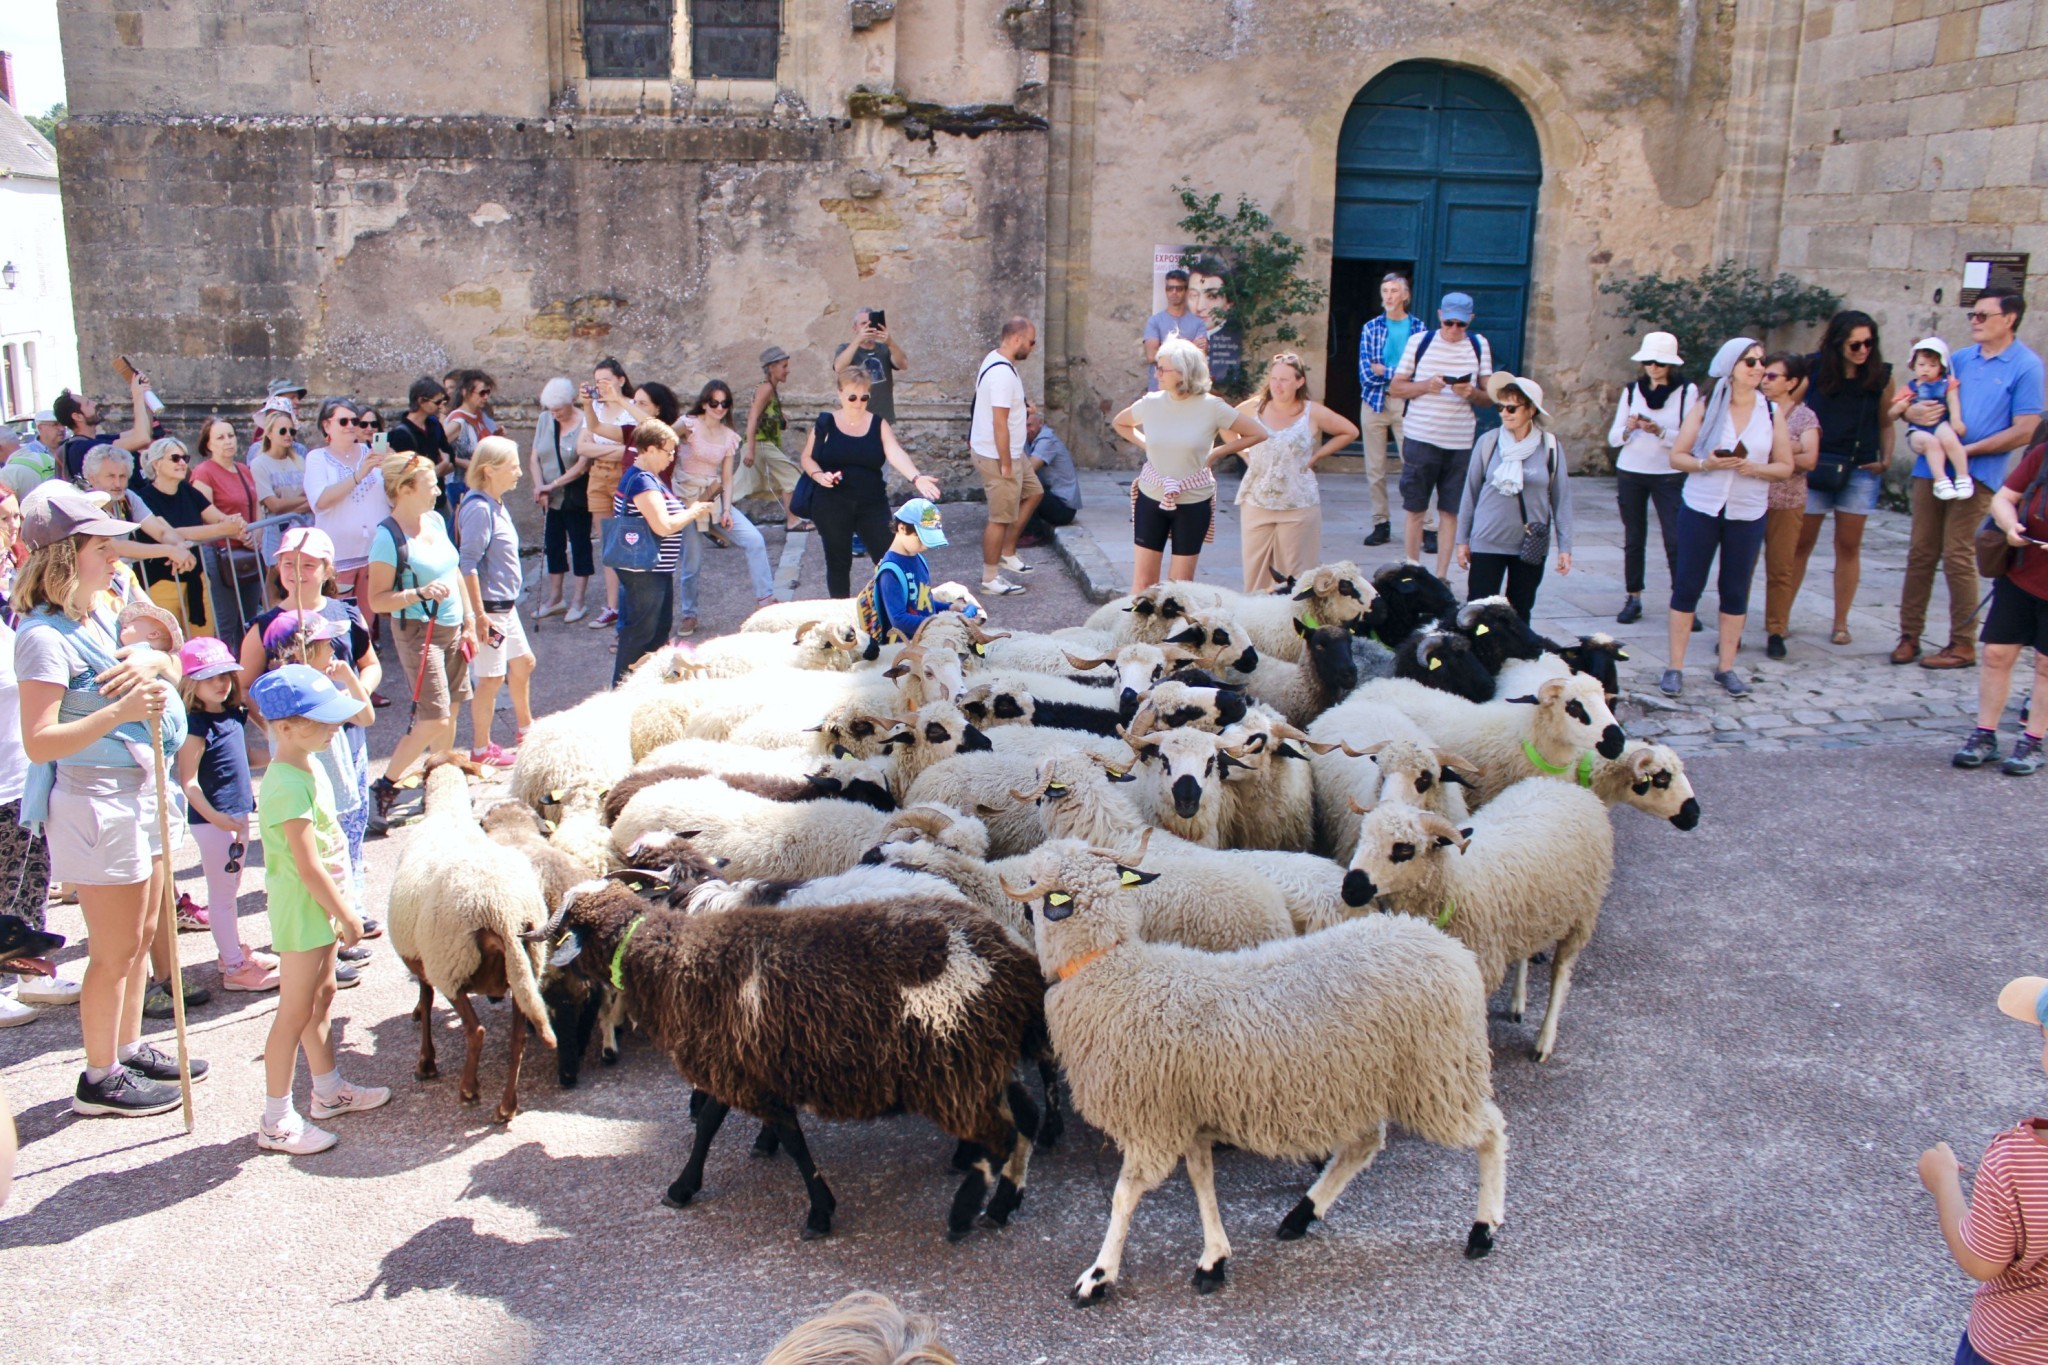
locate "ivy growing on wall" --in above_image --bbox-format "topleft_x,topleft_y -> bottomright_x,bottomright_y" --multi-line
1601,260 -> 1841,377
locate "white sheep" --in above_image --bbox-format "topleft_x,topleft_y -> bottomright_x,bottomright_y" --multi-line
1305,701 -> 1479,861
610,776 -> 892,881
1211,708 -> 1326,852
1016,842 -> 1506,1300
388,758 -> 558,1123
904,749 -> 1061,857
668,621 -> 865,677
1350,674 -> 1628,806
1342,777 -> 1615,1062
1085,562 -> 1377,662
510,691 -> 635,812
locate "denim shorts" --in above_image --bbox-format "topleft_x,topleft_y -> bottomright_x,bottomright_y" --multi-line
1805,467 -> 1881,516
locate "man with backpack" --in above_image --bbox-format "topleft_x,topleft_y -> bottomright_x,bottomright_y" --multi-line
1388,291 -> 1495,578
858,498 -> 976,643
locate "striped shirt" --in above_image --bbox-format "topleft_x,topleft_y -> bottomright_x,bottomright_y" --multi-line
1393,329 -> 1494,449
1962,1121 -> 2048,1364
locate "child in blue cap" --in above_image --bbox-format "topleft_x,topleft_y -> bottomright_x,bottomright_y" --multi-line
858,497 -> 979,643
1921,975 -> 2048,1363
248,664 -> 391,1155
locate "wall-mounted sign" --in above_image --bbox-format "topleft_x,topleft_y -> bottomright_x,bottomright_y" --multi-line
1961,253 -> 2029,307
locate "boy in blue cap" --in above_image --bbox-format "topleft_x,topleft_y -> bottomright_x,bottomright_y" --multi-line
1920,975 -> 2048,1363
248,664 -> 391,1155
859,497 -> 977,643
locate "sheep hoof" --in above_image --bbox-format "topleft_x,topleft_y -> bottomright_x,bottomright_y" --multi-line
416,1061 -> 438,1081
1531,1042 -> 1552,1064
600,1048 -> 620,1067
557,1072 -> 579,1090
1465,1221 -> 1497,1259
492,1103 -> 517,1125
981,1177 -> 1023,1227
800,1214 -> 833,1241
1508,1010 -> 1524,1024
750,1127 -> 782,1159
1276,1197 -> 1318,1241
459,1088 -> 481,1105
1070,1269 -> 1113,1307
1191,1258 -> 1228,1294
663,1179 -> 700,1209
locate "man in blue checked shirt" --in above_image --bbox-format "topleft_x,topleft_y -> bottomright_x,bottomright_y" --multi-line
1357,273 -> 1432,548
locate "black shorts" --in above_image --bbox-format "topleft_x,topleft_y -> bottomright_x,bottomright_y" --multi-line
1133,491 -> 1214,556
1398,438 -> 1472,514
1981,576 -> 2048,652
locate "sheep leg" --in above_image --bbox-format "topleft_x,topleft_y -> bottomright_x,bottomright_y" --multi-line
1185,1139 -> 1231,1294
769,1111 -> 837,1241
448,991 -> 487,1106
598,987 -> 628,1066
411,975 -> 438,1081
1035,1055 -> 1066,1150
493,1014 -> 527,1124
979,1081 -> 1040,1231
1509,960 -> 1528,1023
1532,926 -> 1592,1063
752,1123 -> 783,1159
1072,1152 -> 1172,1307
665,1094 -> 727,1209
1466,1099 -> 1509,1259
1277,1122 -> 1386,1241
554,989 -> 599,1089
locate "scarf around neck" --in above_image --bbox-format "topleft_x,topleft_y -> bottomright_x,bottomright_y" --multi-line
1488,425 -> 1545,497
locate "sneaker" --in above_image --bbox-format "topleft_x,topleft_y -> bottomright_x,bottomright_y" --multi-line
1953,728 -> 2000,769
1713,669 -> 1751,697
0,993 -> 38,1027
563,605 -> 590,624
851,535 -> 868,556
1421,530 -> 1439,556
335,963 -> 362,989
220,957 -> 281,993
358,917 -> 383,940
1933,476 -> 1957,500
1658,669 -> 1683,697
244,946 -> 282,970
143,976 -> 212,1018
311,1082 -> 393,1121
370,691 -> 390,708
1766,634 -> 1787,660
999,555 -> 1034,575
1362,521 -> 1392,548
673,617 -> 698,639
1691,617 -> 1704,633
470,742 -> 518,768
337,945 -> 372,964
980,576 -> 1027,596
258,1116 -> 339,1155
1616,596 -> 1643,625
15,973 -> 81,1006
73,1066 -> 181,1118
123,1041 -> 209,1084
1953,474 -> 1976,499
2001,734 -> 2043,777
370,776 -> 403,824
176,894 -> 209,932
589,608 -> 619,629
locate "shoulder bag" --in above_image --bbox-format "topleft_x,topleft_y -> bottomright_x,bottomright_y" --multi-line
790,413 -> 837,522
1976,441 -> 2048,579
1515,437 -> 1561,566
601,477 -> 667,573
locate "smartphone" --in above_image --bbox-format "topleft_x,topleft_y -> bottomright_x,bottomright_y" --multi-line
372,431 -> 391,455
581,383 -> 597,400
1444,373 -> 1473,386
867,309 -> 886,331
487,624 -> 506,648
115,354 -> 165,414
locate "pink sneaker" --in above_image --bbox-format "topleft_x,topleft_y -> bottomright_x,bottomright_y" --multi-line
176,894 -> 209,932
220,957 -> 281,993
243,945 -> 282,971
470,743 -> 517,768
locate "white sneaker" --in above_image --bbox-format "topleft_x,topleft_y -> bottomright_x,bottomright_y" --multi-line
563,605 -> 589,624
980,576 -> 1027,595
16,974 -> 81,1006
311,1082 -> 393,1120
999,555 -> 1034,574
1933,476 -> 1958,500
1953,474 -> 1976,499
257,1116 -> 339,1155
0,992 -> 39,1027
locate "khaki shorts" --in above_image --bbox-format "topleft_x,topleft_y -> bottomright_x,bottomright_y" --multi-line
974,455 -> 1043,524
471,607 -> 535,680
586,454 -> 624,516
46,767 -> 171,886
739,440 -> 801,500
391,616 -> 474,722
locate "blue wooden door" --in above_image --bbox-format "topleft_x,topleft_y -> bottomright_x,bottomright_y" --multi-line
1334,63 -> 1541,378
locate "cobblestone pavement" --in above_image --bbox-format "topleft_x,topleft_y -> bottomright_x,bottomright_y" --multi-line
1056,464 -> 2022,757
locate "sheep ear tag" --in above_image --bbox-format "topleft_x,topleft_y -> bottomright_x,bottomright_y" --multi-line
972,642 -> 988,656
550,932 -> 584,968
1616,649 -> 1631,660
1117,867 -> 1161,888
1474,624 -> 1489,635
1042,892 -> 1075,922
1428,657 -> 1441,670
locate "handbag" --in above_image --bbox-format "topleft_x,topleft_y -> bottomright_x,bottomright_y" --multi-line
789,473 -> 818,521
1807,453 -> 1853,494
1513,437 -> 1559,567
602,511 -> 665,572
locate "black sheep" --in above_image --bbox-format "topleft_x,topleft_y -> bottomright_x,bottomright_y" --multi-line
1359,561 -> 1459,648
1394,626 -> 1497,703
1452,596 -> 1548,675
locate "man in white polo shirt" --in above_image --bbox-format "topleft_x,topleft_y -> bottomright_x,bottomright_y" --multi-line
1389,291 -> 1494,576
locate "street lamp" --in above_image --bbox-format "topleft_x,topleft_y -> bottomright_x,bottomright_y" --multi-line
0,262 -> 15,290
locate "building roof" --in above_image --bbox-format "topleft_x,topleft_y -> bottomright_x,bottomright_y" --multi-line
0,98 -> 57,181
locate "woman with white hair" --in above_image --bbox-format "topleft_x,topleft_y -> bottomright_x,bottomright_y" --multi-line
1660,336 -> 1795,697
129,436 -> 248,638
527,376 -> 592,621
1111,335 -> 1269,593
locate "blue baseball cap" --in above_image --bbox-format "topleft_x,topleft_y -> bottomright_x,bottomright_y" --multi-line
1439,292 -> 1476,324
251,663 -> 361,724
894,498 -> 948,548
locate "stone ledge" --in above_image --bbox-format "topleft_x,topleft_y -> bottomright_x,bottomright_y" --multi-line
1051,522 -> 1121,604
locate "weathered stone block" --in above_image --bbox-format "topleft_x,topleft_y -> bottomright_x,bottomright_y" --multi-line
1871,223 -> 1913,261
849,0 -> 895,30
1810,224 -> 1875,268
1974,0 -> 2031,55
1985,124 -> 2040,184
1969,186 -> 2041,223
1933,9 -> 1978,63
1906,90 -> 1969,136
1890,16 -> 1940,67
1962,82 -> 2018,129
1922,127 -> 1992,189
1864,136 -> 1926,191
1911,224 -> 1960,270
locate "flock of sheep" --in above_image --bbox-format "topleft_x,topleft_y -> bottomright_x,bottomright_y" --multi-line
381,558 -> 1700,1302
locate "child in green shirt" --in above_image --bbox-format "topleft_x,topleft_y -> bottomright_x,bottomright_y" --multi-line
248,665 -> 391,1155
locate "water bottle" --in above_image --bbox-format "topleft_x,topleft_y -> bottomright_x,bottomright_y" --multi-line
141,387 -> 164,417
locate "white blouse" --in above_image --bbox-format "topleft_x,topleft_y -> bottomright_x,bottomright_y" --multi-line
1608,381 -> 1699,476
1680,397 -> 1776,522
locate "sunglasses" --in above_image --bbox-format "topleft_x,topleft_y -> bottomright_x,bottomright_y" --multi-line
1970,310 -> 2004,321
1738,356 -> 1764,368
1439,319 -> 1469,328
1763,370 -> 1789,382
843,394 -> 871,404
224,840 -> 245,874
705,399 -> 730,410
1496,402 -> 1527,413
162,452 -> 189,463
1845,339 -> 1874,352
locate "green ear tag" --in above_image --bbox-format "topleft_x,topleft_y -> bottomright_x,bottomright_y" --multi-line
1434,897 -> 1457,929
1302,613 -> 1321,629
1474,624 -> 1489,636
1428,657 -> 1441,671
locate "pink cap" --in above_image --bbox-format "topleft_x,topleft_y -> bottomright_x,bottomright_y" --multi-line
276,525 -> 335,561
178,636 -> 240,681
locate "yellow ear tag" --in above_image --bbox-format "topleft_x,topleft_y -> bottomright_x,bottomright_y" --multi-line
1428,657 -> 1441,670
1475,624 -> 1489,636
546,788 -> 565,803
1048,891 -> 1072,906
1118,871 -> 1144,887
1048,782 -> 1067,793
1105,768 -> 1124,779
1617,649 -> 1631,660
973,643 -> 987,656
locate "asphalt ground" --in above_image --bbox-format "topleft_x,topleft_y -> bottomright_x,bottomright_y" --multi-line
2,503 -> 2044,1362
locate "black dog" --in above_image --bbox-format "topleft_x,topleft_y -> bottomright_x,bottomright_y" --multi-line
0,914 -> 65,978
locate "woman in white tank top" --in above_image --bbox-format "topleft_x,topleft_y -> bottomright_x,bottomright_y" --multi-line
1658,337 -> 1795,698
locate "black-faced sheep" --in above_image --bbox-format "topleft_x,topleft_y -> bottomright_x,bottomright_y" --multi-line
1086,562 -> 1376,662
534,879 -> 1046,1241
1239,620 -> 1361,726
1341,778 -> 1615,1062
1449,596 -> 1548,676
389,757 -> 558,1123
1015,843 -> 1506,1301
610,771 -> 898,882
1358,561 -> 1460,649
601,754 -> 896,826
1393,626 -> 1496,703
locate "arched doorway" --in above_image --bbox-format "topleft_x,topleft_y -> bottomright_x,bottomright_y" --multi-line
1326,62 -> 1541,423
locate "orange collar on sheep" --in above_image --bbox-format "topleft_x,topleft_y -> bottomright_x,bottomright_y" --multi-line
1056,945 -> 1112,982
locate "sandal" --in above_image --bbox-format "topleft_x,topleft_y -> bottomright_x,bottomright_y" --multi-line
1831,628 -> 1852,646
784,520 -> 815,533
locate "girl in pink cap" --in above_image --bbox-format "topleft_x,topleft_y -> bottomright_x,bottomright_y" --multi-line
176,636 -> 277,992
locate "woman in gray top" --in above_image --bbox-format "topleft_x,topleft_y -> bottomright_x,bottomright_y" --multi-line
1455,372 -> 1574,622
455,436 -> 534,765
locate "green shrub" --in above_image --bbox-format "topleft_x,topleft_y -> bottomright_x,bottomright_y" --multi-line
1600,260 -> 1840,379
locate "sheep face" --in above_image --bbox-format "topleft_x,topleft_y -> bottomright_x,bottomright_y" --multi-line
1293,561 -> 1377,628
795,622 -> 864,671
1136,679 -> 1248,734
1618,744 -> 1700,829
1166,611 -> 1260,678
1131,727 -> 1245,820
1395,627 -> 1494,703
1558,633 -> 1628,706
887,701 -> 995,773
959,680 -> 1035,728
810,701 -> 904,758
1008,841 -> 1159,978
1341,801 -> 1471,909
1364,561 -> 1459,643
1354,739 -> 1477,813
1110,645 -> 1169,723
1453,597 -> 1547,675
867,802 -> 990,862
1507,674 -> 1628,761
1296,621 -> 1361,698
804,754 -> 896,811
883,644 -> 967,708
533,880 -> 656,983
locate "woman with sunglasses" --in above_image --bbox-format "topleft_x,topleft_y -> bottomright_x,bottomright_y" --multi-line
250,409 -> 310,569
1231,352 -> 1357,593
1660,337 -> 1795,697
1454,372 -> 1574,622
673,381 -> 778,635
129,437 -> 248,639
798,371 -> 942,599
303,399 -> 394,640
1799,311 -> 1893,650
188,416 -> 266,649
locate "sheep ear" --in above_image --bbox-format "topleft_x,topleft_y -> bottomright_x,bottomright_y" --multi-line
549,932 -> 584,968
1118,866 -> 1161,888
1292,616 -> 1312,637
1503,694 -> 1539,705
